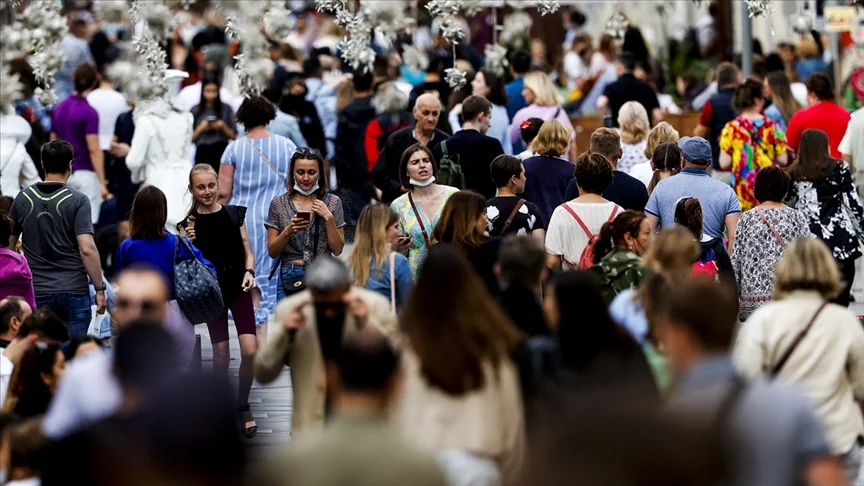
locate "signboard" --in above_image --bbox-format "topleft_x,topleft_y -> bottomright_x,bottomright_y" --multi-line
825,6 -> 859,32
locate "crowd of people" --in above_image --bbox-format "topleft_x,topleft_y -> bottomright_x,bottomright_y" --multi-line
1,1 -> 864,485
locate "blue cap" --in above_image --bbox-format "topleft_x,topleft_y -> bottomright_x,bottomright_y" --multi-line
678,136 -> 712,164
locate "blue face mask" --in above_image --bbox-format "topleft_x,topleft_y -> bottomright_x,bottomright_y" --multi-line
293,182 -> 319,196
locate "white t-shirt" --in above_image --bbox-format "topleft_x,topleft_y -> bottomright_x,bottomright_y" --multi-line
175,82 -> 238,112
545,201 -> 622,269
629,162 -> 654,187
0,351 -> 13,408
87,89 -> 128,150
791,83 -> 808,108
563,51 -> 588,92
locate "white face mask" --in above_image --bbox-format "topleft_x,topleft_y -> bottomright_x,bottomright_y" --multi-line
409,176 -> 435,187
293,182 -> 320,196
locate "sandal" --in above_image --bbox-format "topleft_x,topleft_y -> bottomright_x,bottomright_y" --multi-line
238,404 -> 258,438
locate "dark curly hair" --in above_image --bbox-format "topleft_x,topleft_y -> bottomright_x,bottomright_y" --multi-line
805,72 -> 834,102
732,78 -> 765,112
592,210 -> 647,264
754,166 -> 790,203
235,95 -> 277,129
574,152 -> 613,195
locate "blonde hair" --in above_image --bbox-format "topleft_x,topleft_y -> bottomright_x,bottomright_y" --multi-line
523,71 -> 562,106
618,101 -> 650,145
797,38 -> 819,59
347,205 -> 399,288
187,164 -> 219,217
642,226 -> 700,274
644,122 -> 680,159
774,237 -> 843,299
532,119 -> 571,157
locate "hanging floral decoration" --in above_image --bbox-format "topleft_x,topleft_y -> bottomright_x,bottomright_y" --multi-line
501,9 -> 532,47
426,0 -> 466,89
402,44 -> 430,73
0,70 -> 23,116
745,0 -> 773,18
225,3 -> 274,96
444,67 -> 468,90
22,0 -> 68,106
790,7 -> 813,36
532,0 -> 560,16
130,0 -> 175,42
316,0 -> 376,72
263,0 -> 293,40
484,43 -> 508,75
132,34 -> 170,100
605,11 -> 629,40
362,0 -> 413,42
93,0 -> 128,24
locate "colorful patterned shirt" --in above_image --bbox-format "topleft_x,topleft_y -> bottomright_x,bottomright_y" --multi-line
719,116 -> 788,212
390,185 -> 459,276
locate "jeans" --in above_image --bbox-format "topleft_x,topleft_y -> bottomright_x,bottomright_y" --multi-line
35,292 -> 91,337
276,262 -> 306,302
840,442 -> 862,484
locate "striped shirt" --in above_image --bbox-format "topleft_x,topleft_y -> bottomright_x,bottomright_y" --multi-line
221,135 -> 297,324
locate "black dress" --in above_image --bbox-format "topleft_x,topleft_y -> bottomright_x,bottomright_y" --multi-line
180,205 -> 247,306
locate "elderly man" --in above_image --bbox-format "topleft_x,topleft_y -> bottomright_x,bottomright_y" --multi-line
255,256 -> 396,440
0,297 -> 32,348
372,93 -> 450,203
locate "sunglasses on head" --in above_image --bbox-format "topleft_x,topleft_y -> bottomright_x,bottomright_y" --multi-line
295,147 -> 322,159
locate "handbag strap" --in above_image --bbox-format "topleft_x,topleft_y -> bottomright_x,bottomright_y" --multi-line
408,192 -> 431,248
243,138 -> 287,187
499,199 -> 526,237
770,301 -> 828,378
389,252 -> 396,314
755,207 -> 786,249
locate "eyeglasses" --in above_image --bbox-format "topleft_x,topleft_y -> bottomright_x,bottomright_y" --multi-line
295,147 -> 322,159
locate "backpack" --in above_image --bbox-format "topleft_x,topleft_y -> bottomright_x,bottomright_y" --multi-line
436,140 -> 465,189
560,204 -> 619,269
692,248 -> 720,281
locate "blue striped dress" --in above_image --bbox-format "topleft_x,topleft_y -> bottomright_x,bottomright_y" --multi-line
220,135 -> 297,325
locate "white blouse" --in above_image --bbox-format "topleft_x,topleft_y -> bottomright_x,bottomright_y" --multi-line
0,115 -> 39,198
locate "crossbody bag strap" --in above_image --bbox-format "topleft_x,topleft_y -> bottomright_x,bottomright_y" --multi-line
560,203 -> 594,239
389,252 -> 396,314
499,199 -> 526,236
407,193 -> 431,247
770,301 -> 828,378
243,138 -> 287,187
755,207 -> 786,248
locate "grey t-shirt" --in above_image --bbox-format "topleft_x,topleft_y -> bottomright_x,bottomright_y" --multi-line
11,182 -> 93,294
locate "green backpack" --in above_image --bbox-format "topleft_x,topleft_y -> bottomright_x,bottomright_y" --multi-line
436,141 -> 464,189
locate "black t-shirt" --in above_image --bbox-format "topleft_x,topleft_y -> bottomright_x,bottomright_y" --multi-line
602,74 -> 660,127
565,171 -> 649,211
432,130 -> 504,199
179,205 -> 246,302
486,196 -> 547,237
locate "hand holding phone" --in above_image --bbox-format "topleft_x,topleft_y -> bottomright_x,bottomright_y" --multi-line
297,211 -> 311,222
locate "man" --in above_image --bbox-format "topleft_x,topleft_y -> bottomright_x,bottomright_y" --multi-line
495,236 -> 549,338
694,62 -> 740,180
10,140 -> 107,337
787,73 -> 852,159
408,51 -> 452,111
660,279 -> 847,486
267,333 -> 447,486
281,73 -> 328,156
334,69 -> 377,230
1,307 -> 69,408
51,63 -> 110,222
432,95 -> 504,199
840,107 -> 864,196
255,256 -> 396,440
42,267 -> 169,439
597,52 -> 662,127
0,297 -> 32,349
645,137 -> 740,250
372,94 -> 450,203
86,63 -> 128,155
564,128 -> 649,211
54,18 -> 96,102
505,50 -> 532,120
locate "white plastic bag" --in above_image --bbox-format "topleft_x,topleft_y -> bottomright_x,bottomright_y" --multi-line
86,305 -> 112,340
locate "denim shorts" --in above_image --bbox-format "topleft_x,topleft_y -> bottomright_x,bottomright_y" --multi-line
276,262 -> 307,302
35,292 -> 91,338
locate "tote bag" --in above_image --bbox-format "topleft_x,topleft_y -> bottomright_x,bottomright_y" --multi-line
173,235 -> 224,324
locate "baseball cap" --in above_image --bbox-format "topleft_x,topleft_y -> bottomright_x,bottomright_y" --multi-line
678,137 -> 712,165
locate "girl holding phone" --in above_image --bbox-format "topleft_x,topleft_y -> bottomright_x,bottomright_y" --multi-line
191,73 -> 237,171
265,147 -> 346,301
179,164 -> 258,438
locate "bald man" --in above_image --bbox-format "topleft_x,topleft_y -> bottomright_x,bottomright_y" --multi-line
371,93 -> 450,203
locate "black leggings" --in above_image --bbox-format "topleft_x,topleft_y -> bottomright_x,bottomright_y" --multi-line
832,257 -> 857,308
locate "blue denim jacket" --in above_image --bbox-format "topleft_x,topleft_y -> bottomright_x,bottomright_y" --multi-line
363,254 -> 413,312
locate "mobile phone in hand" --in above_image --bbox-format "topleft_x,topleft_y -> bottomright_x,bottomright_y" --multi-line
297,211 -> 311,222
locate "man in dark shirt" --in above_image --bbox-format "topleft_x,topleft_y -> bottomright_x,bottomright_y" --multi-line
565,128 -> 648,211
431,95 -> 504,199
694,62 -> 740,176
372,94 -> 449,203
408,51 -> 452,135
597,52 -> 662,127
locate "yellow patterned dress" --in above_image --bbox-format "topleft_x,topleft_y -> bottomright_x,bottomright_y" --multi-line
719,115 -> 788,212
390,185 -> 460,276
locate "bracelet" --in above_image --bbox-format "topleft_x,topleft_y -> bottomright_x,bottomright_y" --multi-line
94,284 -> 107,292
245,268 -> 256,277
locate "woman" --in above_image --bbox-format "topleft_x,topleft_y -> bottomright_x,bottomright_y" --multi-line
3,342 -> 64,417
546,152 -> 620,270
522,120 -> 575,223
517,117 -> 543,160
562,33 -> 592,96
395,244 -> 524,485
629,122 -> 679,187
116,186 -> 213,368
795,37 -> 828,81
731,167 -> 812,320
220,95 -> 298,339
590,210 -> 652,304
486,154 -> 546,241
509,72 -> 578,161
645,143 -> 682,196
449,69 -> 512,155
390,143 -> 460,276
719,78 -> 790,212
347,204 -> 413,312
733,237 -> 864,481
0,208 -> 35,309
191,73 -> 237,171
432,190 -> 501,296
787,129 -> 864,307
180,164 -> 258,437
266,147 -> 345,301
616,101 -> 651,173
674,197 -> 735,285
0,112 -> 39,198
763,71 -> 803,132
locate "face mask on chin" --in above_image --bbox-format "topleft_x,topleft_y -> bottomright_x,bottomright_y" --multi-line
293,182 -> 320,196
409,176 -> 435,187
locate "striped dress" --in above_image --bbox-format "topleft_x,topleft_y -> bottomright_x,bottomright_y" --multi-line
220,135 -> 297,325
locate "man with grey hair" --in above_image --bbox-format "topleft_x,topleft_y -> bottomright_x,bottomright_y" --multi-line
255,255 -> 397,439
372,93 -> 450,203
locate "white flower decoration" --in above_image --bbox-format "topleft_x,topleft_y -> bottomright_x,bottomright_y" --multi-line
517,228 -> 528,237
527,214 -> 536,230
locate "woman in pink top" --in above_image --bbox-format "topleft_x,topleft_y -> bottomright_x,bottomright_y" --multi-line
0,209 -> 35,309
509,72 -> 578,161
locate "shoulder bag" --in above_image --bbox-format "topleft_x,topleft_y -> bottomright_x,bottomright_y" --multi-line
499,199 -> 526,237
173,235 -> 225,324
267,200 -> 321,297
408,193 -> 432,248
769,301 -> 828,378
755,208 -> 786,248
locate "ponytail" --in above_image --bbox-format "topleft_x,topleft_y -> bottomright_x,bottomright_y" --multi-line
592,222 -> 615,264
674,197 -> 704,240
592,210 -> 647,264
647,142 -> 682,195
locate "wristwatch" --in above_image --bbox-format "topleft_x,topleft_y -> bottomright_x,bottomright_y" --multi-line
94,283 -> 107,292
245,268 -> 256,277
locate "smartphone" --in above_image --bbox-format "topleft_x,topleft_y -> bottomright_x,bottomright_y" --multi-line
398,236 -> 411,246
296,211 -> 311,222
603,115 -> 614,128
205,115 -> 217,122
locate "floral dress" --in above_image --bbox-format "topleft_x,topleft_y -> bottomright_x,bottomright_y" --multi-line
731,206 -> 812,320
719,116 -> 788,212
391,186 -> 459,276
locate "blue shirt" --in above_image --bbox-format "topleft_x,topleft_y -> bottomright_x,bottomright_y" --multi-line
116,233 -> 215,298
645,168 -> 741,238
363,254 -> 413,311
238,108 -> 308,148
522,155 -> 575,224
505,77 -> 527,120
764,104 -> 787,132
